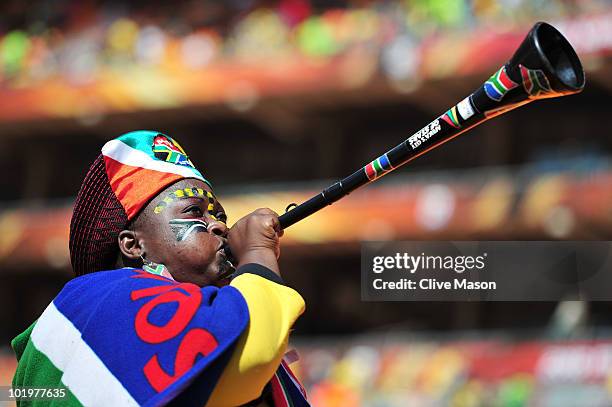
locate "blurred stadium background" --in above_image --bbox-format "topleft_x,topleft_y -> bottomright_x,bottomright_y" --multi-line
0,0 -> 611,406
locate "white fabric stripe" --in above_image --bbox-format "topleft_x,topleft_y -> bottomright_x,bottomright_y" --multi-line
102,139 -> 204,180
31,302 -> 139,407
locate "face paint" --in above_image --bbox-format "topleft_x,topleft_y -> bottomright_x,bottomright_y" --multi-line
154,188 -> 218,214
169,218 -> 209,241
206,191 -> 215,212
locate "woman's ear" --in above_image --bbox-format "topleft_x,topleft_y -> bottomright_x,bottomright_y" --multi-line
118,230 -> 143,261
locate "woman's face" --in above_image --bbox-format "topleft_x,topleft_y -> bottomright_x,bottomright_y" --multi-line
131,178 -> 232,287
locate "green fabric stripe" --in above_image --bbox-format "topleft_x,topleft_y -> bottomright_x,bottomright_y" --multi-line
13,337 -> 82,406
168,151 -> 181,162
276,372 -> 295,407
12,322 -> 36,361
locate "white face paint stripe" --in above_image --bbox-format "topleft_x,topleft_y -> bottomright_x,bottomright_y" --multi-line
179,223 -> 208,241
169,219 -> 209,241
31,302 -> 139,406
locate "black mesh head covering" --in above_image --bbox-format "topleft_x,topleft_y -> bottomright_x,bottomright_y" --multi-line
69,155 -> 129,276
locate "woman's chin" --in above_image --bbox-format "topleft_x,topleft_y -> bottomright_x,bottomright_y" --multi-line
201,259 -> 233,287
212,277 -> 231,288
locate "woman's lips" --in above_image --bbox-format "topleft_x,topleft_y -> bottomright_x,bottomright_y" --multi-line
215,250 -> 235,280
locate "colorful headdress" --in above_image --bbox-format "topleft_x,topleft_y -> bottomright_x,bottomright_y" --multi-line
69,130 -> 210,276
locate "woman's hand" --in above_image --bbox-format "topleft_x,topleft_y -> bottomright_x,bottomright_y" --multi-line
227,208 -> 283,276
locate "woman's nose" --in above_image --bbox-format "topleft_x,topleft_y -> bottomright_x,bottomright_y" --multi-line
207,219 -> 228,237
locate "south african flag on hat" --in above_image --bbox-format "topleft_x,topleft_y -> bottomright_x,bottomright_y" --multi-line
101,131 -> 211,220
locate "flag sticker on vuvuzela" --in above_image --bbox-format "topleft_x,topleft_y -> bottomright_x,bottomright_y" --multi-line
457,97 -> 475,120
519,64 -> 553,97
440,106 -> 460,128
484,66 -> 518,101
365,154 -> 393,180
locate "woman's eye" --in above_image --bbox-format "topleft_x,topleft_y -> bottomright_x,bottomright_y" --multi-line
215,212 -> 228,223
186,206 -> 204,216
